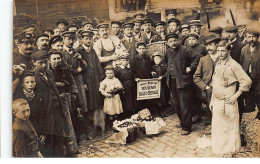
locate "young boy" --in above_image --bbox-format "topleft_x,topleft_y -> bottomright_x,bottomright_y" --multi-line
131,42 -> 153,112
115,52 -> 135,119
12,98 -> 43,157
151,52 -> 170,117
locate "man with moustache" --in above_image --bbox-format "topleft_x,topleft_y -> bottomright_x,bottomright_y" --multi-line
93,23 -> 126,68
224,25 -> 245,64
133,19 -> 142,42
62,31 -> 88,113
42,30 -> 54,39
240,27 -> 260,116
110,21 -> 123,39
193,34 -> 221,126
140,18 -> 162,44
35,33 -> 50,51
56,18 -> 69,33
121,22 -> 137,62
82,21 -> 94,31
67,24 -> 81,49
164,33 -> 202,135
167,18 -> 181,35
76,31 -> 105,140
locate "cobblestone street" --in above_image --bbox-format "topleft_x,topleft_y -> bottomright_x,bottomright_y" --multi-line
77,113 -> 260,158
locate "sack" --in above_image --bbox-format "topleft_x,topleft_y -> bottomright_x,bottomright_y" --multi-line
143,117 -> 166,135
138,108 -> 151,120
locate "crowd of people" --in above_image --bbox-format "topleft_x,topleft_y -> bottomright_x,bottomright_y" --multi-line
12,10 -> 260,157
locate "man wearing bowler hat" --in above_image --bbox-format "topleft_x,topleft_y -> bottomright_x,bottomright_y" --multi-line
77,30 -> 105,139
164,33 -> 202,135
56,18 -> 69,32
121,22 -> 138,62
140,18 -> 162,44
93,23 -> 126,68
193,34 -> 221,126
240,27 -> 260,119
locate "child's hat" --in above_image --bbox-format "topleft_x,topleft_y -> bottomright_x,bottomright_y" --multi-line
104,65 -> 114,70
187,32 -> 200,39
152,52 -> 163,58
119,52 -> 130,59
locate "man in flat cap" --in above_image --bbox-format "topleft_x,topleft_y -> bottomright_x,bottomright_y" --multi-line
224,25 -> 245,63
49,35 -> 64,52
91,29 -> 100,43
35,33 -> 50,51
193,34 -> 221,126
133,19 -> 142,42
76,30 -> 105,139
62,31 -> 88,113
82,21 -> 94,31
31,50 -> 66,157
179,23 -> 190,45
209,26 -> 223,38
56,18 -> 69,33
121,22 -> 138,63
167,18 -> 181,35
110,21 -> 123,39
164,33 -> 202,135
240,27 -> 260,118
67,24 -> 80,49
42,30 -> 54,39
93,23 -> 126,68
188,20 -> 205,44
154,21 -> 166,41
140,18 -> 162,44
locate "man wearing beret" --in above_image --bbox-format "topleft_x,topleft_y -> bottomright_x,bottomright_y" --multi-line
93,23 -> 126,68
164,33 -> 202,135
140,18 -> 162,44
110,21 -> 123,39
193,34 -> 221,126
240,27 -> 260,119
121,22 -> 138,62
133,19 -> 142,42
35,33 -> 50,51
62,31 -> 88,113
224,25 -> 245,63
31,50 -> 67,157
76,30 -> 105,140
56,18 -> 69,33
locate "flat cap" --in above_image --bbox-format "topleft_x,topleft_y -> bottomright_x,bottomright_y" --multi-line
61,31 -> 76,37
141,18 -> 153,25
122,22 -> 134,29
97,23 -> 109,29
82,21 -> 94,27
246,27 -> 260,35
56,18 -> 69,26
165,33 -> 179,40
204,34 -> 221,45
136,41 -> 146,48
111,21 -> 122,27
154,21 -> 166,27
189,20 -> 203,27
49,35 -> 63,46
104,65 -> 114,70
20,70 -> 35,80
180,24 -> 190,30
42,29 -> 54,35
80,30 -> 94,37
209,26 -> 223,35
15,32 -> 33,43
168,18 -> 181,26
32,50 -> 49,61
119,52 -> 130,59
35,33 -> 49,42
187,32 -> 200,39
224,25 -> 238,33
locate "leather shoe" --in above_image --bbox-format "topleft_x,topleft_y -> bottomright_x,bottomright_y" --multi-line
181,130 -> 190,135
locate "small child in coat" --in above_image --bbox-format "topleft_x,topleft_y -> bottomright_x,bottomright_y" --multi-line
99,65 -> 124,126
151,52 -> 170,117
115,52 -> 135,119
12,98 -> 43,157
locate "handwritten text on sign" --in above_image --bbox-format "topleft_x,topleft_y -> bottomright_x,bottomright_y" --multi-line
137,78 -> 161,100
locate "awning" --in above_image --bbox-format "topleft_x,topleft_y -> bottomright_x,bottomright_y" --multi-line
146,0 -> 200,12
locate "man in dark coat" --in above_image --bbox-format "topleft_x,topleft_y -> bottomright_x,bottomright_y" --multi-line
193,34 -> 221,126
164,33 -> 202,135
77,30 -> 105,138
32,50 -> 67,157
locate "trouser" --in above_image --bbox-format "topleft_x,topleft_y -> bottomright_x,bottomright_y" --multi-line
205,87 -> 213,122
169,77 -> 182,122
244,80 -> 260,113
177,85 -> 194,131
192,83 -> 202,119
40,134 -> 66,157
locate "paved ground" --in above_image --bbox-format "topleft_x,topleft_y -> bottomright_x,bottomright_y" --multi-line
77,113 -> 260,158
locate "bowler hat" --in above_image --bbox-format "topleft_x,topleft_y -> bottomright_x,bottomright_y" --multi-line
56,18 -> 69,26
204,34 -> 221,45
